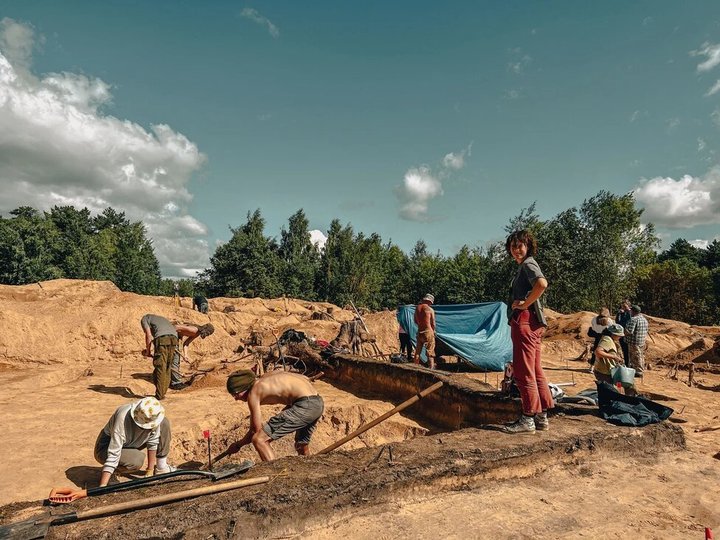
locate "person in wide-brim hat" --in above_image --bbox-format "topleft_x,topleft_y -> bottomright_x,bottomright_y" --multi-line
94,397 -> 174,487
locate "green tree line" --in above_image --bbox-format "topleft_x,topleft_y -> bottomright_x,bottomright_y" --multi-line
0,206 -> 162,294
2,192 -> 719,325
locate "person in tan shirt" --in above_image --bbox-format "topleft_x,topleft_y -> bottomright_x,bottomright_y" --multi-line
225,370 -> 324,461
413,293 -> 437,369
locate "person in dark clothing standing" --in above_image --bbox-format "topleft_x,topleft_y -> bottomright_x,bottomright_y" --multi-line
616,299 -> 632,362
193,295 -> 209,314
398,324 -> 414,362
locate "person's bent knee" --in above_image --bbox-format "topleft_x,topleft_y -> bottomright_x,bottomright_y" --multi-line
252,430 -> 271,447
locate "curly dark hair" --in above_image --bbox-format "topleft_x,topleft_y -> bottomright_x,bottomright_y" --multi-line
505,229 -> 537,257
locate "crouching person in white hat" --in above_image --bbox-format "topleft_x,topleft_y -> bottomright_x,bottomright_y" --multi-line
94,397 -> 173,486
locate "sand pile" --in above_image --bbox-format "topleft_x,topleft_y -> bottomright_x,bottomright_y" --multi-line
0,280 -> 393,369
541,308 -> 718,363
1,280 -> 715,370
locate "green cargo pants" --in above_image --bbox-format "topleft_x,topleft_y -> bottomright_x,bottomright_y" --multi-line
153,335 -> 178,400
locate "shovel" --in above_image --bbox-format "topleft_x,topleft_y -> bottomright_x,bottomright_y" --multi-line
1,475 -> 269,540
47,459 -> 253,504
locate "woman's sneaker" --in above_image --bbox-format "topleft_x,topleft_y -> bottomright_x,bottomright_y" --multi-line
501,415 -> 536,433
154,464 -> 177,475
534,412 -> 549,431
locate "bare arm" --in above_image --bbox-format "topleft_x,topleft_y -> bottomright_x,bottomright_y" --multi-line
512,277 -> 548,310
430,309 -> 436,331
595,348 -> 623,363
229,394 -> 263,454
143,327 -> 153,357
99,470 -> 112,487
145,449 -> 157,474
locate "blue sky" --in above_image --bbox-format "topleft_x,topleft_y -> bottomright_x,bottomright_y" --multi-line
1,1 -> 719,277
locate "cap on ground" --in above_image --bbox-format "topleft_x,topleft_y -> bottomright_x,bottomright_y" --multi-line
607,324 -> 625,337
131,398 -> 165,430
423,294 -> 435,303
631,305 -> 642,314
227,369 -> 256,395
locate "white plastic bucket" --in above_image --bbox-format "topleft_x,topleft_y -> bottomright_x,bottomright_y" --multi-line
611,365 -> 636,386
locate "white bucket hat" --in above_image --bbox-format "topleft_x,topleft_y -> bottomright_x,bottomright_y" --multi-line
131,398 -> 165,430
423,293 -> 435,303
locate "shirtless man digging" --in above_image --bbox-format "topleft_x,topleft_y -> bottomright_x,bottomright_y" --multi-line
225,370 -> 324,461
413,293 -> 437,369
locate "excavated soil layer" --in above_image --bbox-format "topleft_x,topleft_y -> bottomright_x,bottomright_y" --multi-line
17,418 -> 684,539
322,354 -> 520,428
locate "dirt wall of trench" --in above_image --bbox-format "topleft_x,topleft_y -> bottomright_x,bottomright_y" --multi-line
323,354 -> 521,429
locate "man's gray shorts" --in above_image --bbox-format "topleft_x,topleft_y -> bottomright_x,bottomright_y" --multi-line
263,395 -> 324,445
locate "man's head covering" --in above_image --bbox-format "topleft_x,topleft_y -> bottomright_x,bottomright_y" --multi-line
422,293 -> 434,304
226,369 -> 256,395
607,324 -> 625,337
631,305 -> 642,314
198,324 -> 215,338
130,398 -> 165,430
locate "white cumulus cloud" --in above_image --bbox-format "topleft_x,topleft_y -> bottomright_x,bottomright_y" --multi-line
395,166 -> 444,222
309,229 -> 327,250
240,8 -> 279,39
706,79 -> 720,97
633,169 -> 720,228
0,17 -> 39,76
396,144 -> 472,221
689,238 -> 710,249
691,42 -> 720,72
442,142 -> 472,170
0,18 -> 208,278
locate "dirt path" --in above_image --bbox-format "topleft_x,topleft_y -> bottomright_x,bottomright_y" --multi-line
307,451 -> 720,539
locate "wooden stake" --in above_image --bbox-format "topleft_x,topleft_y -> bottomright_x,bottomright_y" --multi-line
688,363 -> 695,387
317,381 -> 443,454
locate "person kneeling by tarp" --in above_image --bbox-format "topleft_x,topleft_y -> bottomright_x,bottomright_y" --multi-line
225,370 -> 324,461
94,398 -> 173,487
593,324 -> 637,396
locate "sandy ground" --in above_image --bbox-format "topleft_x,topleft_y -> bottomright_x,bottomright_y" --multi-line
0,280 -> 719,538
307,359 -> 720,540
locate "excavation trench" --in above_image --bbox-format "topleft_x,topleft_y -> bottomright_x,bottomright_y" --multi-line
1,356 -> 687,539
171,354 -> 522,466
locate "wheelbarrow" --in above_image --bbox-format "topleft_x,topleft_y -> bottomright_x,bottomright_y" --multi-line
47,459 -> 253,504
0,474 -> 269,540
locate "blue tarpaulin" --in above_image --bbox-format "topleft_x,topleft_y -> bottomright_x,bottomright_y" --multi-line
397,302 -> 512,371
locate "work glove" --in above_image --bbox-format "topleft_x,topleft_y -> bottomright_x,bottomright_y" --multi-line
144,468 -> 155,477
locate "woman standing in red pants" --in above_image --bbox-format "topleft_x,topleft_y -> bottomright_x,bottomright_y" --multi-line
502,230 -> 554,433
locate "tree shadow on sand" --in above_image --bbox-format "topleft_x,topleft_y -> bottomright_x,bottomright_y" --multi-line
87,384 -> 145,399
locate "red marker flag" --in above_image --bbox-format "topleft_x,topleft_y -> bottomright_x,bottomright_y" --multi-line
203,430 -> 210,439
